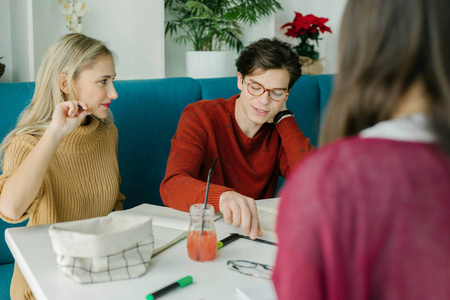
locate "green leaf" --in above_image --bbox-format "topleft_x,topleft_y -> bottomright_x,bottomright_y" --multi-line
165,0 -> 283,52
185,1 -> 214,17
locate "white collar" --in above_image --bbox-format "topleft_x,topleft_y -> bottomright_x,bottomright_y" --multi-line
359,113 -> 436,143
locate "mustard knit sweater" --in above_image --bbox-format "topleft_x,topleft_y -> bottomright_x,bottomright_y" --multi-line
0,118 -> 125,300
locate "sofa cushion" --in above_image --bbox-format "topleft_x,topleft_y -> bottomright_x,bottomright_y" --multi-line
1,221 -> 27,265
111,78 -> 202,209
287,75 -> 321,147
0,82 -> 35,156
198,77 -> 240,100
316,74 -> 335,127
0,262 -> 14,299
0,263 -> 14,300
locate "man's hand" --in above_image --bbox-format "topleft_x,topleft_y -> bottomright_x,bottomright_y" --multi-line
268,100 -> 288,123
219,191 -> 263,239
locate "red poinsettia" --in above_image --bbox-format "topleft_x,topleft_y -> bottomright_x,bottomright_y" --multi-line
281,12 -> 332,60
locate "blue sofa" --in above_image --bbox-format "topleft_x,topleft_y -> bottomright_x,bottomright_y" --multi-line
0,74 -> 333,298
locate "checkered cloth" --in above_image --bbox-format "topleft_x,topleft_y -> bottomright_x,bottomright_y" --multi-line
49,215 -> 154,284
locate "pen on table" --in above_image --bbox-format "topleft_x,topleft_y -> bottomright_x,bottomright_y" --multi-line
217,233 -> 240,249
76,104 -> 106,125
145,276 -> 193,300
238,234 -> 278,246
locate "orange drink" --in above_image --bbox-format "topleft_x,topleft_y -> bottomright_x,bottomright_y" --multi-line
187,230 -> 217,262
187,204 -> 217,262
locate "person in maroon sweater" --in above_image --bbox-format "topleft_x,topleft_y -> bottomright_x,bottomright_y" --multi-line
273,0 -> 450,299
161,38 -> 314,239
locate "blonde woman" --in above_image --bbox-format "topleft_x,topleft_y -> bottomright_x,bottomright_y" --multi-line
0,33 -> 125,300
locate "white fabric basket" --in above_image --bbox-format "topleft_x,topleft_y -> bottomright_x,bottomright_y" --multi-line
48,215 -> 153,284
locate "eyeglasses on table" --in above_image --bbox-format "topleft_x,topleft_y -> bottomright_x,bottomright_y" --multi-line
227,259 -> 274,280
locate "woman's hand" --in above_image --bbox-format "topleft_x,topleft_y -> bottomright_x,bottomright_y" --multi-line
49,101 -> 91,137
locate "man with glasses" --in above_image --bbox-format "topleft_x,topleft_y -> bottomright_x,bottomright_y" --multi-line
160,38 -> 314,239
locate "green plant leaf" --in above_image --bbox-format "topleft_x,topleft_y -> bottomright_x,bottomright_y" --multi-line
225,0 -> 283,25
165,0 -> 282,52
185,1 -> 214,17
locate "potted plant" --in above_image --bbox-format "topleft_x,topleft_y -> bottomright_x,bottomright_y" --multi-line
0,57 -> 5,79
281,12 -> 332,75
165,0 -> 283,78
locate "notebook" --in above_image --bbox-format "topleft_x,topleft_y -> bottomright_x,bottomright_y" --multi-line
256,198 -> 280,237
109,204 -> 190,255
109,204 -> 222,255
237,284 -> 277,300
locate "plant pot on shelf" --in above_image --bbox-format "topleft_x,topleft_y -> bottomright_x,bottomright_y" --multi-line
0,62 -> 5,79
299,56 -> 325,75
186,51 -> 229,79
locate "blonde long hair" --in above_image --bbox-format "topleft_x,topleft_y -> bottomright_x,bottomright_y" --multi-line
0,33 -> 116,169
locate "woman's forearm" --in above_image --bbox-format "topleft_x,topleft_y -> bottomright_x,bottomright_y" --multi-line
0,126 -> 65,220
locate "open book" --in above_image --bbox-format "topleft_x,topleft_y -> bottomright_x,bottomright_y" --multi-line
109,204 -> 190,256
256,198 -> 280,237
109,204 -> 221,256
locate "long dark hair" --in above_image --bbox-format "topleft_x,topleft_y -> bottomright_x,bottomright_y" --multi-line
320,0 -> 450,154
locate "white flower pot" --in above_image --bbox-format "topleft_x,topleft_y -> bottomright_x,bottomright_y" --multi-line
186,51 -> 229,78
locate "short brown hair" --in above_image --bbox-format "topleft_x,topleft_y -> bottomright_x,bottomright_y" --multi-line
235,38 -> 302,90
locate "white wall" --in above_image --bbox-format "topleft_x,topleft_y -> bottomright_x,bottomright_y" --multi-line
2,0 -> 347,82
2,0 -> 165,82
32,1 -> 67,76
0,0 -> 13,83
165,0 -> 347,77
79,0 -> 165,80
10,0 -> 35,82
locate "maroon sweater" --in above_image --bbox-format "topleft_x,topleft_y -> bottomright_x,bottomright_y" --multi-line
274,137 -> 450,300
160,95 -> 313,212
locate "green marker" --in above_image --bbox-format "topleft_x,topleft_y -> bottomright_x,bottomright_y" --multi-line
145,276 -> 193,300
217,233 -> 240,249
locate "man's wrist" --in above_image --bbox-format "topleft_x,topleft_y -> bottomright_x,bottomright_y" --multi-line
274,110 -> 293,124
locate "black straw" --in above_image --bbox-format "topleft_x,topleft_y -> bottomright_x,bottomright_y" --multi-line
203,158 -> 218,209
201,158 -> 218,235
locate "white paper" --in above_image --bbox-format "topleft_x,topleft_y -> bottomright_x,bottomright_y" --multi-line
109,204 -> 191,255
237,284 -> 277,300
256,198 -> 280,236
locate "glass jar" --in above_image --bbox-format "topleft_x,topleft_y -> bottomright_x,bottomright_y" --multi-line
187,204 -> 217,262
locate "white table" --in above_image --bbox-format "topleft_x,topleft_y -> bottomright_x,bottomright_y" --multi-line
5,202 -> 278,300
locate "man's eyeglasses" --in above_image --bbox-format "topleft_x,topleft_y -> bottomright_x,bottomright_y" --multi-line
243,80 -> 289,101
227,260 -> 274,280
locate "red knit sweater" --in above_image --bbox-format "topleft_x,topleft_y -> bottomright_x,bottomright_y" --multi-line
274,137 -> 450,300
160,95 -> 314,212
